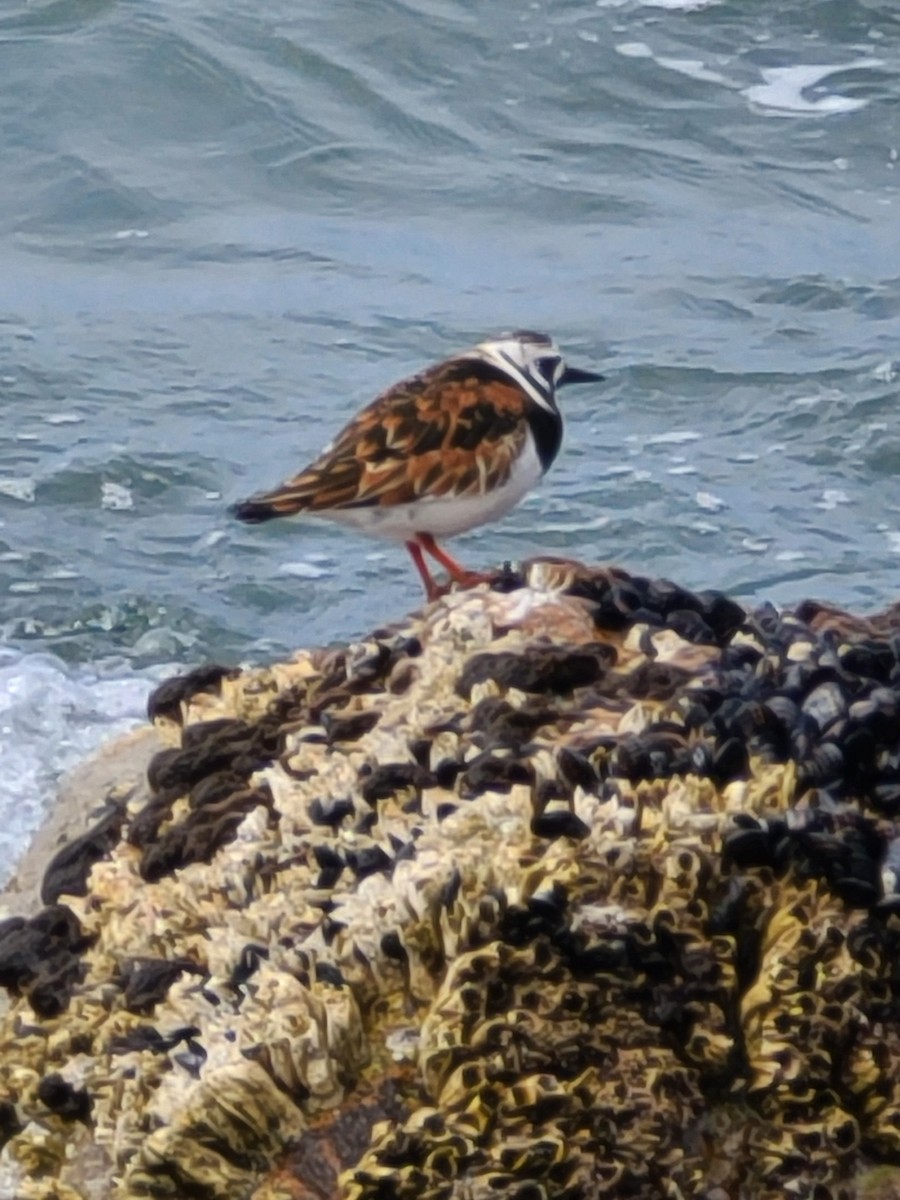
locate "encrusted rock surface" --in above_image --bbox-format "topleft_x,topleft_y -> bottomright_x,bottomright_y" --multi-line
4,559 -> 900,1198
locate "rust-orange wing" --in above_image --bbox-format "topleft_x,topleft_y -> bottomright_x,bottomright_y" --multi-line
233,359 -> 529,520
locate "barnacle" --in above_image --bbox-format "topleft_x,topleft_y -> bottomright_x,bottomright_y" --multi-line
3,561 -> 900,1197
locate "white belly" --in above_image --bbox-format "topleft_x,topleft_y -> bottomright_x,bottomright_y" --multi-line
327,430 -> 544,543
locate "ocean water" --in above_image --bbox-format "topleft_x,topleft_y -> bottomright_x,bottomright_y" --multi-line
0,0 -> 898,885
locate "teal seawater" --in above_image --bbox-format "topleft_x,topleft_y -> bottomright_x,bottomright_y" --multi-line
1,0 -> 898,882
1,0 -> 899,672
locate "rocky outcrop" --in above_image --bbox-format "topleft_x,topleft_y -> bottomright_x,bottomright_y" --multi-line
2,559 -> 900,1199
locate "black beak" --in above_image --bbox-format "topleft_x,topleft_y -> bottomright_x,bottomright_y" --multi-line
559,365 -> 604,386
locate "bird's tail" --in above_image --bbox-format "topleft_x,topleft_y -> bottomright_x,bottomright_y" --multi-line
232,458 -> 358,522
231,488 -> 311,523
231,497 -> 277,523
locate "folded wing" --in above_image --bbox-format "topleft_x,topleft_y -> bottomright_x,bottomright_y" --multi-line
232,360 -> 529,522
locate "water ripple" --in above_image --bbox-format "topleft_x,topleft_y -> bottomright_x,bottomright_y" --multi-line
0,0 -> 897,670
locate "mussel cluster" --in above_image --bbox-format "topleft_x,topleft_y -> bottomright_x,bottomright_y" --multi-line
1,559 -> 900,1199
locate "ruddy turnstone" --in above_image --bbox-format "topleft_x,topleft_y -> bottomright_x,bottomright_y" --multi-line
232,330 -> 602,599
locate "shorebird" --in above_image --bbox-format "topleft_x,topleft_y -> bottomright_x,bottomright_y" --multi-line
232,330 -> 602,599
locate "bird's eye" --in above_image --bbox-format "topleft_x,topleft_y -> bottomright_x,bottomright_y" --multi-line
535,355 -> 561,383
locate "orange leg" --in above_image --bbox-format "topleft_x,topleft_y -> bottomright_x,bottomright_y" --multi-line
406,533 -> 494,599
405,540 -> 440,601
416,532 -> 470,583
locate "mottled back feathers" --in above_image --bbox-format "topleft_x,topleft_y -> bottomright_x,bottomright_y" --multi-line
232,358 -> 534,521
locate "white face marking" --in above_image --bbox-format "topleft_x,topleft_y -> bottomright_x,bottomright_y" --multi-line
471,334 -> 564,415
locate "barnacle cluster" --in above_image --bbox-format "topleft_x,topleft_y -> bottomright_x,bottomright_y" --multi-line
2,559 -> 900,1198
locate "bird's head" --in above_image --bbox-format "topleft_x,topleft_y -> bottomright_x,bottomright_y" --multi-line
472,330 -> 603,412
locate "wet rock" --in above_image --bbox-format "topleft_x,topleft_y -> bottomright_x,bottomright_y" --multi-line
531,808 -> 590,841
309,795 -> 355,829
138,782 -> 275,882
0,904 -> 91,1017
0,1098 -> 21,1152
556,747 -> 600,793
459,752 -> 534,796
36,1073 -> 92,1124
359,762 -> 433,806
108,1024 -> 201,1056
147,663 -> 240,724
456,644 -> 613,699
146,718 -> 275,794
41,799 -> 127,905
322,709 -> 381,744
122,956 -> 206,1014
5,562 -> 900,1199
709,736 -> 751,785
230,944 -> 269,989
345,845 -> 392,881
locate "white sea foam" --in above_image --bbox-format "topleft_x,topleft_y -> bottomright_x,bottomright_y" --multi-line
638,0 -> 718,8
595,464 -> 644,479
816,489 -> 851,511
642,431 -> 702,446
695,490 -> 726,512
616,43 -> 654,59
0,649 -> 164,891
541,515 -> 611,535
601,0 -> 718,9
654,56 -> 730,85
743,61 -> 882,117
101,482 -> 134,511
615,42 -> 729,85
43,412 -> 84,426
0,479 -> 36,503
278,560 -> 332,580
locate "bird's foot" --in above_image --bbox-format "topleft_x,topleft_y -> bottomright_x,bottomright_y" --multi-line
448,569 -> 496,592
424,569 -> 496,600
